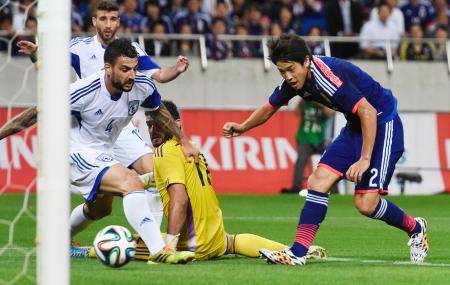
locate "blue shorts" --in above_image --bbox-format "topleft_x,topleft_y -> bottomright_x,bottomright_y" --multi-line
319,115 -> 404,195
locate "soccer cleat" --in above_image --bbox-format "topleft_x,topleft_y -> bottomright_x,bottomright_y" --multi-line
147,246 -> 195,265
306,245 -> 327,260
407,217 -> 429,264
259,248 -> 306,266
70,246 -> 96,259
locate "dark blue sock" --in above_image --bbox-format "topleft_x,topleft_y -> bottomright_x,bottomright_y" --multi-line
370,198 -> 421,237
291,190 -> 328,257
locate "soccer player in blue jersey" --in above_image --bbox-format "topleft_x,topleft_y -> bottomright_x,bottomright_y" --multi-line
223,34 -> 429,265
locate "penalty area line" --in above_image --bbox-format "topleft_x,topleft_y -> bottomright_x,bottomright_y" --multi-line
325,257 -> 450,267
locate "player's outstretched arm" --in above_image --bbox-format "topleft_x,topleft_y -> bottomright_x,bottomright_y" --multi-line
0,107 -> 37,140
166,183 -> 189,244
151,56 -> 189,83
17,40 -> 38,64
346,99 -> 376,182
147,104 -> 200,162
222,103 -> 278,138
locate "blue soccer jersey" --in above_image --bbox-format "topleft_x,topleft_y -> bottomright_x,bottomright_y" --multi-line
268,56 -> 398,131
268,55 -> 404,193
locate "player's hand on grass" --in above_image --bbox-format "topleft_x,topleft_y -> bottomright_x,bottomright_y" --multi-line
180,137 -> 200,163
175,56 -> 189,73
346,158 -> 370,183
17,40 -> 38,56
222,122 -> 245,138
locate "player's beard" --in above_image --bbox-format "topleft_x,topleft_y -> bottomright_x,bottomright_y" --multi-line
98,27 -> 115,45
111,77 -> 134,92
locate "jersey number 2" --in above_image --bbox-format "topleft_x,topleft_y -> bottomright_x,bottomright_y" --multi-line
369,168 -> 378,187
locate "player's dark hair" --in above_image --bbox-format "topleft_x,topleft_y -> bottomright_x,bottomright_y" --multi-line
96,0 -> 119,14
104,38 -> 138,65
377,0 -> 390,9
267,34 -> 311,65
162,100 -> 180,121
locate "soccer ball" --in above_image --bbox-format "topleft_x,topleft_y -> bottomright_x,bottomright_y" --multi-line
93,225 -> 136,268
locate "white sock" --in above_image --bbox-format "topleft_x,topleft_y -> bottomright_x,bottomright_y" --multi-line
123,191 -> 165,255
145,188 -> 164,228
70,204 -> 93,238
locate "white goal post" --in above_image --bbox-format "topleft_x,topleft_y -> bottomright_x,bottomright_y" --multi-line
36,0 -> 71,284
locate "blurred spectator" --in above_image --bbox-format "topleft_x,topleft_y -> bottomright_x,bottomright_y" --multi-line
360,2 -> 401,59
0,4 -> 14,35
229,0 -> 246,23
24,15 -> 37,36
206,17 -> 229,60
140,0 -> 174,34
278,4 -> 301,34
293,0 -> 327,35
171,20 -> 199,57
401,0 -> 435,33
269,22 -> 283,36
13,0 -> 36,34
174,0 -> 211,34
399,23 -> 435,60
359,0 -> 376,18
82,0 -> 101,32
145,21 -> 171,57
433,24 -> 448,61
433,10 -> 449,30
202,0 -> 232,15
370,0 -> 405,35
0,13 -> 14,36
166,0 -> 185,19
306,25 -> 326,55
120,0 -> 142,33
326,0 -> 364,58
212,0 -> 233,32
232,21 -> 258,58
245,3 -> 268,36
72,4 -> 84,33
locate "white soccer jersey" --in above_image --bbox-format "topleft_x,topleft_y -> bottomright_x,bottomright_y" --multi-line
70,70 -> 160,151
70,35 -> 161,79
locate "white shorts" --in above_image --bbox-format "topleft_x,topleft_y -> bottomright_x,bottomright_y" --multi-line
70,149 -> 119,202
113,122 -> 153,168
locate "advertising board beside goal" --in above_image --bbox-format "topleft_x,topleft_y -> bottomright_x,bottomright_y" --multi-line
1,108 -> 449,195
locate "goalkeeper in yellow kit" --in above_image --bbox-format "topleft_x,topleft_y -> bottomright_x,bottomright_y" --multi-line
133,100 -> 326,261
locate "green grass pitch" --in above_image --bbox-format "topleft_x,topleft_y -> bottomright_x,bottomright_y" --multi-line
1,193 -> 450,285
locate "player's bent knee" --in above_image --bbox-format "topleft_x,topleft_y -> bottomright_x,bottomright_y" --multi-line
307,171 -> 332,193
85,203 -> 113,220
120,171 -> 145,194
354,199 -> 377,216
88,206 -> 112,220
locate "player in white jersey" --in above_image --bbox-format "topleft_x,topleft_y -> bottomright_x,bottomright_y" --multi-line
69,38 -> 195,264
4,1 -> 190,242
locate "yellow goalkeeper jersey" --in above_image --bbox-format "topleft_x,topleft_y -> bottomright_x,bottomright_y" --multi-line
153,138 -> 227,260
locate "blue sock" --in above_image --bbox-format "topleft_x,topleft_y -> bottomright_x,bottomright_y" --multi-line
370,198 -> 421,237
290,190 -> 328,257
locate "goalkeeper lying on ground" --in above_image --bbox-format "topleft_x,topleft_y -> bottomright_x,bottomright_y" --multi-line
134,100 -> 326,261
72,100 -> 326,261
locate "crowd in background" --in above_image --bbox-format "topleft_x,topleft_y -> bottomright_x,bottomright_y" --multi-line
0,0 -> 449,60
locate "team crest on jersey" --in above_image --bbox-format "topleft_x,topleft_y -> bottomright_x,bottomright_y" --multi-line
128,100 -> 140,116
96,153 -> 113,162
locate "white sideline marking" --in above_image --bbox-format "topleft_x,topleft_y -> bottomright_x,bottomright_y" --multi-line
1,248 -> 450,267
325,257 -> 450,267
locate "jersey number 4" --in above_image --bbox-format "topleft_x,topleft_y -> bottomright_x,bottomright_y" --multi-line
105,120 -> 115,133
